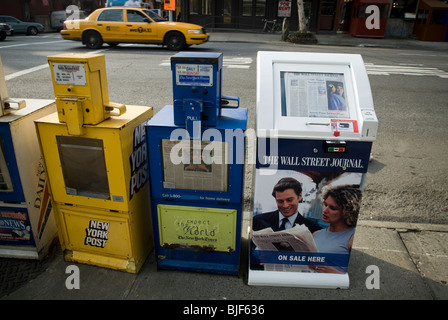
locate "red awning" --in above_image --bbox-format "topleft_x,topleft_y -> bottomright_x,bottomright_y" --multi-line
419,0 -> 448,10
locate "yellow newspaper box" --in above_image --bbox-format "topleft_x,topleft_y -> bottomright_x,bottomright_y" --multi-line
48,53 -> 125,135
36,54 -> 153,273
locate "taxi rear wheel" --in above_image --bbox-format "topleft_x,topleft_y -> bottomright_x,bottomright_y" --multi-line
83,31 -> 103,49
165,32 -> 185,51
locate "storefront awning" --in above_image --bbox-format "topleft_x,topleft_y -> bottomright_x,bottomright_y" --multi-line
419,0 -> 448,10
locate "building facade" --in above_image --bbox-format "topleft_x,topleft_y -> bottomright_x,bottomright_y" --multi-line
179,0 -> 423,36
0,0 -> 429,38
0,0 -> 107,29
177,0 -> 369,33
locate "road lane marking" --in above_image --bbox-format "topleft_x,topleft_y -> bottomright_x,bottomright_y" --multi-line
0,40 -> 66,49
5,64 -> 49,80
365,63 -> 448,78
4,48 -> 109,80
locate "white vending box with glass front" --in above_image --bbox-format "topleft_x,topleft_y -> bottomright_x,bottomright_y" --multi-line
249,51 -> 378,288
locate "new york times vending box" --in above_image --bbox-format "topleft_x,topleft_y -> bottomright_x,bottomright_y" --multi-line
35,53 -> 153,273
249,52 -> 378,288
0,57 -> 57,259
146,52 -> 247,275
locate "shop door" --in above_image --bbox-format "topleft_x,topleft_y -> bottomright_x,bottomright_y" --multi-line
215,0 -> 235,28
319,0 -> 336,31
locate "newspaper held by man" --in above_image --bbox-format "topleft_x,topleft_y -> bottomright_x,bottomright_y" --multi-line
252,224 -> 318,272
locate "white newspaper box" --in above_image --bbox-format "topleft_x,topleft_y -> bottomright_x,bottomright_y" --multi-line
249,51 -> 378,288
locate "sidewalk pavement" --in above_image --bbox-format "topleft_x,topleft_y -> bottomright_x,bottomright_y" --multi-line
208,29 -> 448,52
1,31 -> 447,302
1,219 -> 447,300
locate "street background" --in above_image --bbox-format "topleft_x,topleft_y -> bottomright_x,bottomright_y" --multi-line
0,30 -> 447,301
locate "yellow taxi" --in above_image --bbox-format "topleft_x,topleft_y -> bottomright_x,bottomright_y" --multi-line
61,7 -> 209,50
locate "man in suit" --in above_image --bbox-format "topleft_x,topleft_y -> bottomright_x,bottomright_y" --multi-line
253,177 -> 322,233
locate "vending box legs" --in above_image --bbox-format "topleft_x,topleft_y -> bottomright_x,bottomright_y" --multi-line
146,105 -> 247,275
35,105 -> 154,273
0,99 -> 58,259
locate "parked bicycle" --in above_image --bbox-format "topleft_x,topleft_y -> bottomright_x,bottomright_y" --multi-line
262,19 -> 282,33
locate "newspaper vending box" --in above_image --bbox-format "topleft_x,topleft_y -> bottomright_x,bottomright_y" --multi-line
249,51 -> 378,288
0,56 -> 57,259
146,52 -> 247,275
35,53 -> 153,273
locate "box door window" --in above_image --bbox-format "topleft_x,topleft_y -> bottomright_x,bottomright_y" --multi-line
57,136 -> 110,200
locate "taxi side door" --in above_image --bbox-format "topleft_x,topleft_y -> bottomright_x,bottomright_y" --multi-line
95,8 -> 126,42
124,9 -> 158,42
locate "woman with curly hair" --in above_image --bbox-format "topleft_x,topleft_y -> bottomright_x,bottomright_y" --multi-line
312,185 -> 362,273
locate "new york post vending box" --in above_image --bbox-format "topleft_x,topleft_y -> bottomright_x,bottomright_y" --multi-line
146,52 -> 247,275
35,53 -> 153,273
249,52 -> 378,288
0,56 -> 58,259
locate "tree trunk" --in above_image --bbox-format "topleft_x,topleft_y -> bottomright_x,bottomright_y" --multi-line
297,0 -> 306,33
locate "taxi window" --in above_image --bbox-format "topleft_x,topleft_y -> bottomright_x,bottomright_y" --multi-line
97,9 -> 123,22
127,10 -> 149,23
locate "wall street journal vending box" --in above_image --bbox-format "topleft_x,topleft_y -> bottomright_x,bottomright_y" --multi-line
249,51 -> 378,288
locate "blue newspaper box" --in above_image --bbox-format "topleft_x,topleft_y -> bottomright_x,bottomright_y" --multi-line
146,52 -> 247,274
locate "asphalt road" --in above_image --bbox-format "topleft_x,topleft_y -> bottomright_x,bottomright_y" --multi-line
2,32 -> 448,225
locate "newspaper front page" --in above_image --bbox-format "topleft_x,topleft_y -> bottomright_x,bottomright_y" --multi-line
282,71 -> 350,119
161,139 -> 228,192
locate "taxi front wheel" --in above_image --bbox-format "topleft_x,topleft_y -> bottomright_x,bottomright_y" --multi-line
165,32 -> 185,51
83,31 -> 103,49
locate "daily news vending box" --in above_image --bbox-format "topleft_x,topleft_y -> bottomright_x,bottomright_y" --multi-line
0,56 -> 57,259
249,52 -> 378,288
146,52 -> 247,275
35,53 -> 153,273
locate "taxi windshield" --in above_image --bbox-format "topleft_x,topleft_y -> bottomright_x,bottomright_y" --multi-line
143,9 -> 166,22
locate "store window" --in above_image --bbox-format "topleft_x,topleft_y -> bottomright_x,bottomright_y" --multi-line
390,0 -> 418,18
190,0 -> 212,15
321,0 -> 336,16
416,9 -> 428,24
431,10 -> 448,25
202,0 -> 212,15
242,0 -> 266,17
256,0 -> 266,16
189,0 -> 199,15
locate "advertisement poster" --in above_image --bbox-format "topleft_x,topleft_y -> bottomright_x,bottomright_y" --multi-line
250,138 -> 370,275
278,1 -> 292,17
157,205 -> 237,253
0,210 -> 34,245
